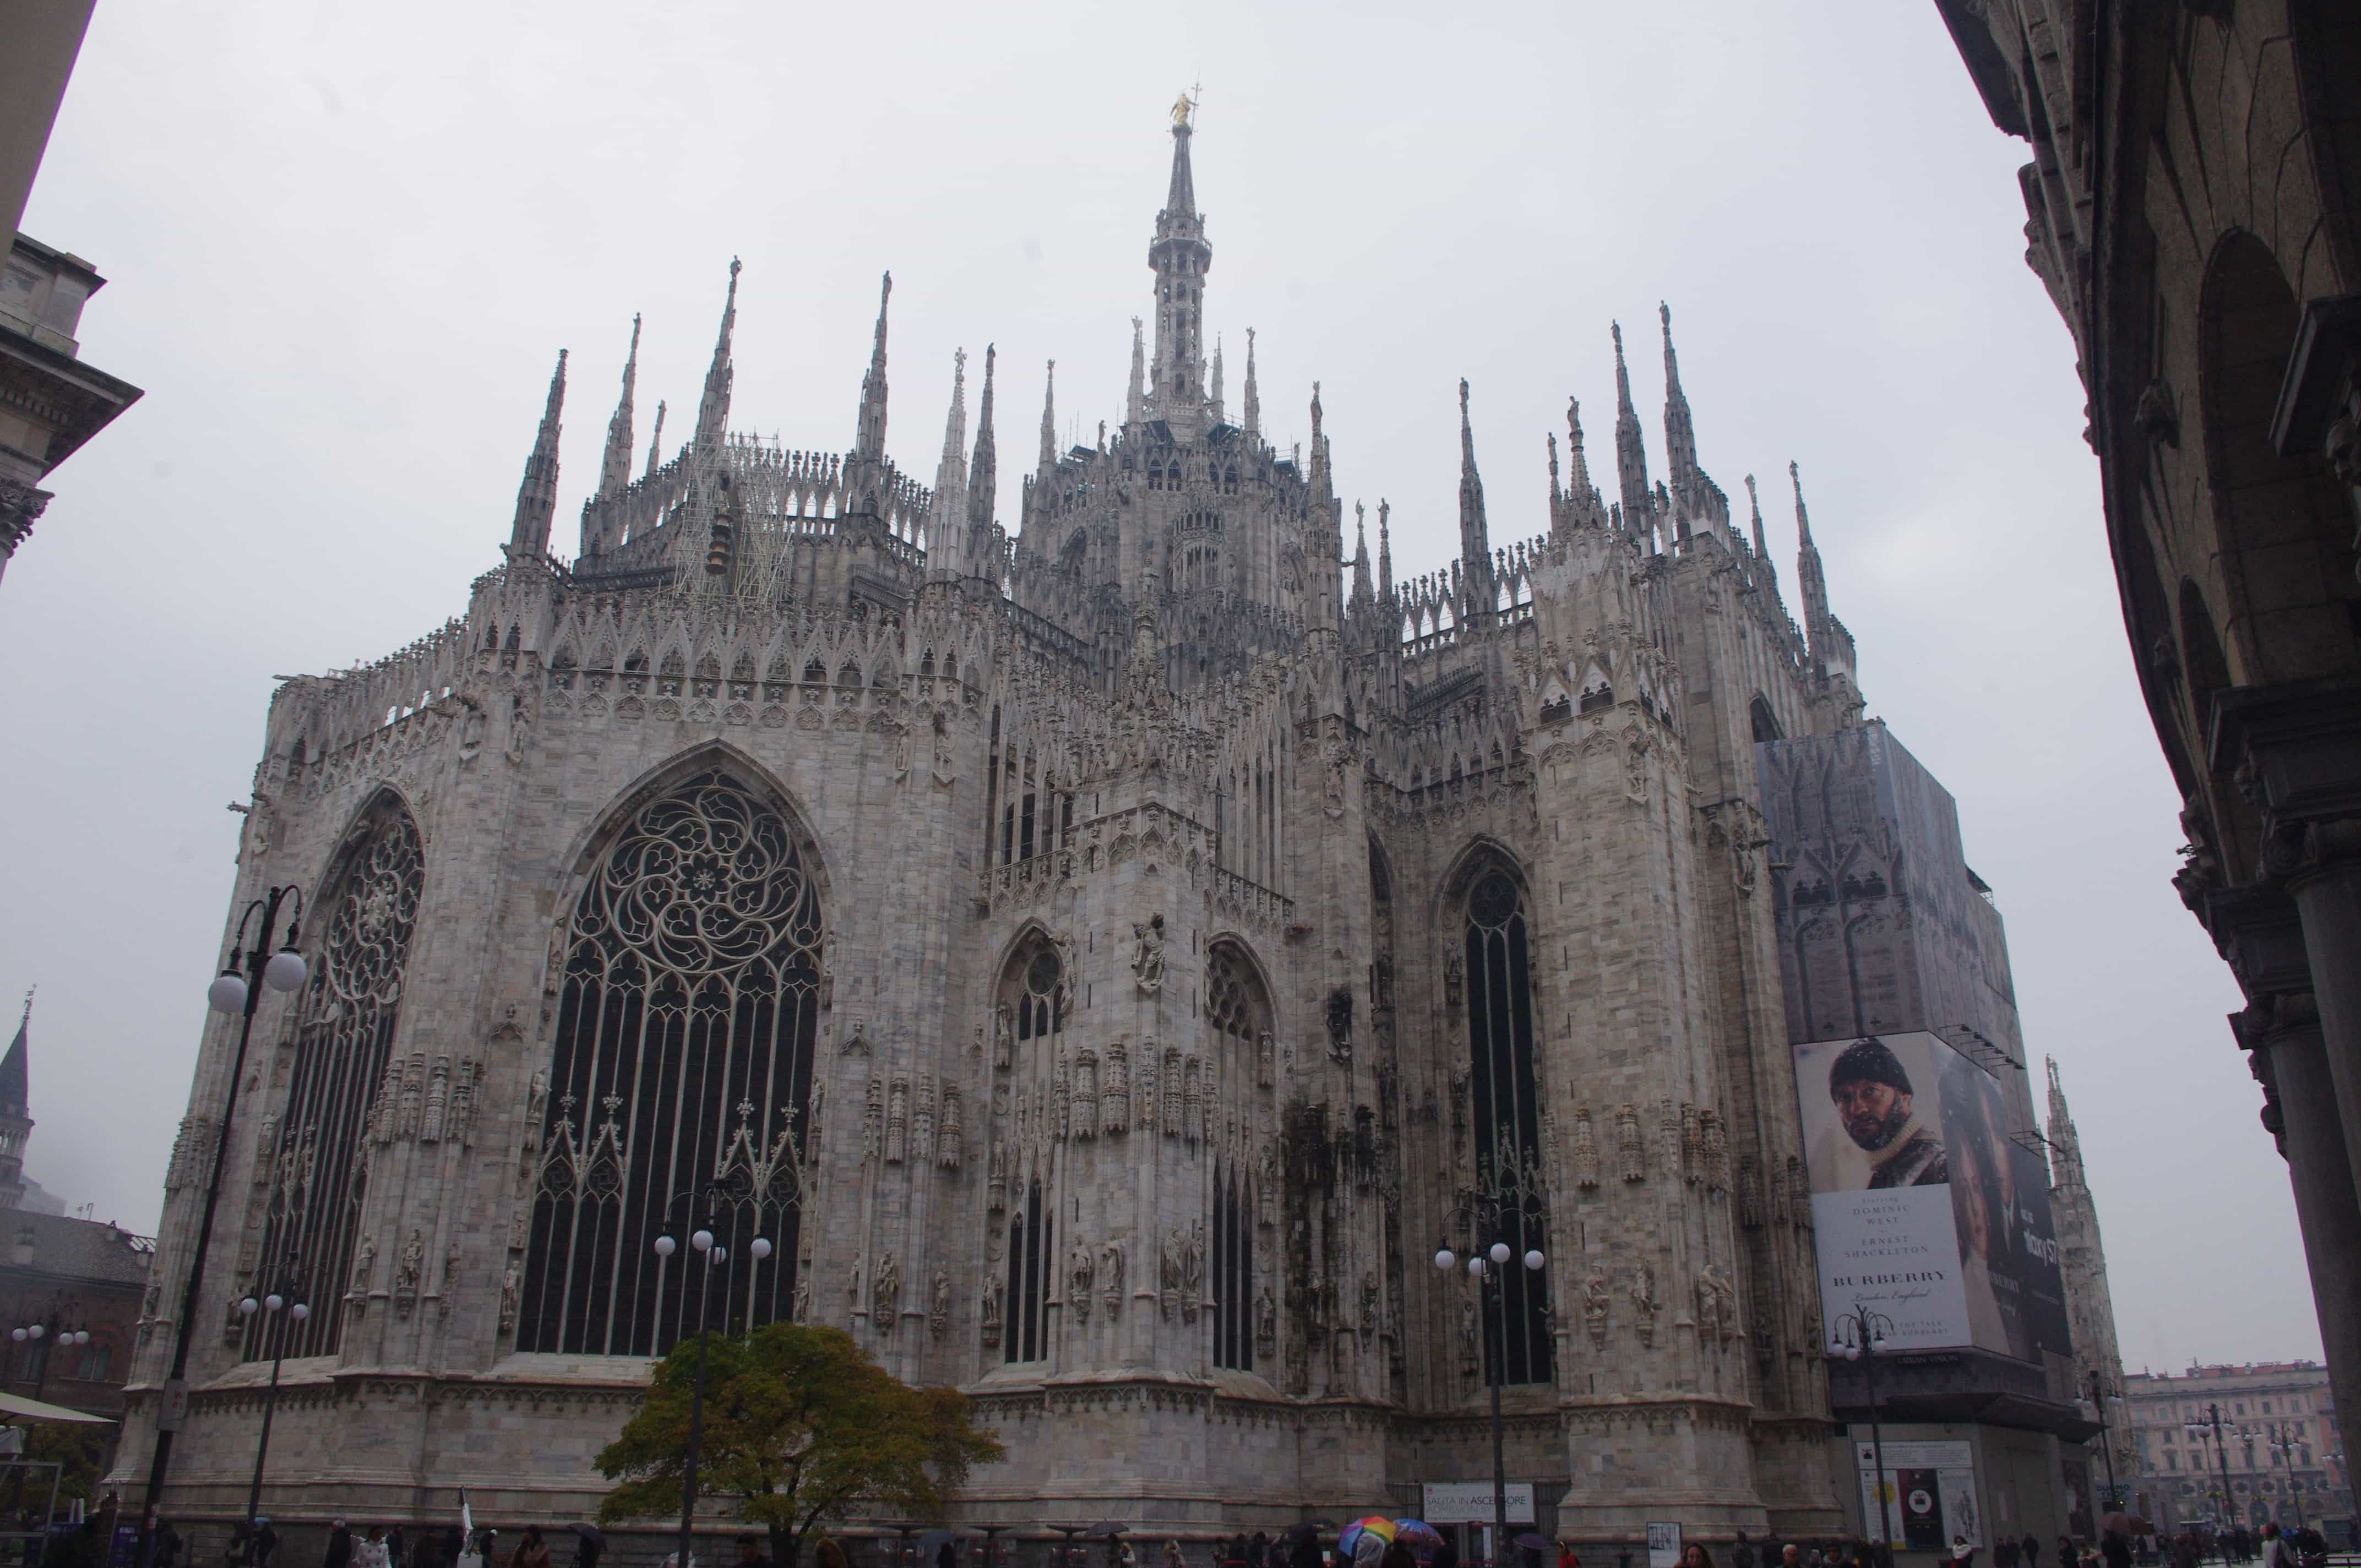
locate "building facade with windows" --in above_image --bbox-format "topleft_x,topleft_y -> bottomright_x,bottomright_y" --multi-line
119,104 -> 2088,1547
2125,1363 -> 2353,1536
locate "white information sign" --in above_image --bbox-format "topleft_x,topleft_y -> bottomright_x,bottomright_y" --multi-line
1420,1483 -> 1535,1525
1646,1524 -> 1683,1568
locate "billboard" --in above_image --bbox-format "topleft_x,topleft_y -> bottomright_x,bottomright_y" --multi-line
1794,1031 -> 2069,1361
1855,1440 -> 1981,1549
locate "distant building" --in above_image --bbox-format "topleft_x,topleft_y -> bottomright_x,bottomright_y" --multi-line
0,0 -> 143,584
2125,1363 -> 2354,1536
0,1000 -> 154,1461
2046,1061 -> 2134,1504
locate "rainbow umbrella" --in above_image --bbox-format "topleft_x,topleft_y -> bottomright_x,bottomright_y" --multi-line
1353,1521 -> 1399,1543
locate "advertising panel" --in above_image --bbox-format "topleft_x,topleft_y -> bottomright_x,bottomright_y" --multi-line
1855,1440 -> 1980,1549
1795,1032 -> 2070,1361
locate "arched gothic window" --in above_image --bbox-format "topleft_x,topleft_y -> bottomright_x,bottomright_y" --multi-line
518,766 -> 823,1356
246,793 -> 423,1361
1460,861 -> 1553,1386
1205,943 -> 1270,1372
994,935 -> 1065,1364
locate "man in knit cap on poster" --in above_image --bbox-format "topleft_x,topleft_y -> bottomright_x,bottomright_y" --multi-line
1826,1036 -> 1949,1189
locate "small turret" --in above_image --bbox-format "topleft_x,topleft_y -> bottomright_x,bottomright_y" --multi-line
1660,302 -> 1699,499
1350,501 -> 1373,615
1242,327 -> 1260,439
643,399 -> 666,481
965,345 -> 998,576
1377,499 -> 1393,602
1792,460 -> 1831,656
507,348 -> 567,561
1611,322 -> 1654,549
1128,318 -> 1146,428
1210,335 -> 1225,423
1457,379 -> 1495,616
1745,473 -> 1776,591
1037,359 -> 1057,477
693,258 -> 741,460
597,314 -> 640,503
928,349 -> 969,579
851,272 -> 892,479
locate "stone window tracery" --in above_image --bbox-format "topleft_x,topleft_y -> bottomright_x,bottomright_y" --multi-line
997,935 -> 1065,1364
246,794 -> 424,1361
517,766 -> 822,1357
1206,942 -> 1268,1372
1461,861 -> 1554,1386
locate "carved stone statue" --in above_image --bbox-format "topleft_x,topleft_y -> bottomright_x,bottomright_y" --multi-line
931,1268 -> 951,1338
1631,1263 -> 1659,1349
993,1003 -> 1013,1069
1617,1103 -> 1644,1183
395,1230 -> 425,1317
499,1260 -> 521,1332
873,1253 -> 901,1335
1068,1242 -> 1095,1324
1255,1284 -> 1277,1358
1130,914 -> 1166,993
350,1234 -> 377,1297
1101,1239 -> 1124,1311
981,1276 -> 1003,1349
1584,1268 -> 1611,1349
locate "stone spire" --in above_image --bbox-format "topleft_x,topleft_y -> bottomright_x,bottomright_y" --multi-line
1792,460 -> 1832,658
1148,105 -> 1212,412
965,344 -> 998,574
1128,317 -> 1146,427
1660,302 -> 1699,494
1458,379 -> 1495,616
507,349 -> 567,560
1037,359 -> 1057,476
643,399 -> 666,481
0,992 -> 31,1211
1350,500 -> 1373,614
1242,327 -> 1260,438
1210,335 -> 1225,422
597,315 -> 640,502
1377,498 -> 1392,601
1547,431 -> 1562,509
2046,1056 -> 2085,1191
694,258 -> 741,459
1745,472 -> 1776,587
1612,322 -> 1653,548
928,349 -> 969,578
854,271 -> 892,467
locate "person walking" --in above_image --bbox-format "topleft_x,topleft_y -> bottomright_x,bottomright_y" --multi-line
155,1524 -> 182,1568
513,1530 -> 553,1568
359,1529 -> 390,1568
324,1523 -> 355,1568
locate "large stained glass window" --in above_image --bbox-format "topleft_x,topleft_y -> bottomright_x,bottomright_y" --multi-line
519,766 -> 823,1355
1463,863 -> 1553,1386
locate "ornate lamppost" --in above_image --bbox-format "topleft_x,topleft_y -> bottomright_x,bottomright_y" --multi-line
2085,1371 -> 2126,1512
138,885 -> 307,1568
1432,1140 -> 1548,1566
236,1261 -> 307,1562
1830,1305 -> 1897,1548
9,1300 -> 92,1402
652,1180 -> 774,1568
2263,1423 -> 2305,1532
2186,1406 -> 2253,1544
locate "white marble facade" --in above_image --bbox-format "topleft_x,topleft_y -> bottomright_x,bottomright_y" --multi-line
118,106 -> 1874,1545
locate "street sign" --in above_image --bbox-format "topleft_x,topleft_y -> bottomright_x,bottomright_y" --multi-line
155,1380 -> 188,1434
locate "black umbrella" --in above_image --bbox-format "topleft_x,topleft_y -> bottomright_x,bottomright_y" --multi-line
568,1529 -> 606,1549
1092,1528 -> 1131,1539
1515,1538 -> 1552,1554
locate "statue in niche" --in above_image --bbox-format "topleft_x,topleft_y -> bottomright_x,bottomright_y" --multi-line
1324,987 -> 1353,1066
1583,1268 -> 1611,1349
993,1003 -> 1012,1069
1444,952 -> 1465,1009
1131,915 -> 1166,993
930,1269 -> 951,1337
791,1278 -> 810,1323
1068,1243 -> 1094,1324
873,1254 -> 901,1335
499,1260 -> 521,1332
981,1276 -> 1003,1349
1256,1031 -> 1274,1087
1101,1240 -> 1124,1311
350,1234 -> 377,1297
1631,1264 -> 1659,1348
395,1231 -> 424,1316
1617,1103 -> 1644,1183
1255,1284 -> 1277,1358
1459,1295 -> 1479,1387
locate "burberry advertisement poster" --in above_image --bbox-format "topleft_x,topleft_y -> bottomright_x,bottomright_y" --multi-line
1795,1031 -> 2071,1360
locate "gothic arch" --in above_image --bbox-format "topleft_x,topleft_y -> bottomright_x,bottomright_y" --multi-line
548,742 -> 835,918
516,751 -> 826,1357
1435,835 -> 1529,916
1203,937 -> 1274,1373
1444,843 -> 1554,1387
246,786 -> 426,1361
988,928 -> 1068,1365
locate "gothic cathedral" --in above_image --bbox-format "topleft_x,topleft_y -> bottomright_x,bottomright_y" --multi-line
130,105 -> 1875,1540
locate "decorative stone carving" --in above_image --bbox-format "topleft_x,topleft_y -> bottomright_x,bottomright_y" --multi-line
913,1077 -> 936,1164
886,1077 -> 909,1163
1324,986 -> 1353,1065
422,1056 -> 451,1143
1359,1276 -> 1378,1339
1135,1044 -> 1158,1132
863,1074 -> 883,1162
873,1253 -> 901,1335
1182,1055 -> 1203,1147
1052,1047 -> 1071,1143
1256,1031 -> 1274,1087
1074,1050 -> 1097,1141
1068,1242 -> 1094,1324
1131,914 -> 1166,992
1631,1263 -> 1658,1348
1701,1110 -> 1728,1193
1101,1239 -> 1124,1312
1573,1105 -> 1601,1189
938,1085 -> 962,1169
1660,1099 -> 1680,1180
987,1141 -> 1008,1212
1584,1268 -> 1611,1349
1444,953 -> 1464,1009
1102,1044 -> 1128,1137
1680,1102 -> 1701,1185
1617,1103 -> 1644,1182
395,1230 -> 424,1317
499,1260 -> 521,1333
931,1268 -> 951,1338
1160,1228 -> 1182,1320
993,1003 -> 1012,1069
1738,1157 -> 1763,1227
1255,1284 -> 1277,1358
981,1276 -> 1003,1349
1161,1047 -> 1183,1134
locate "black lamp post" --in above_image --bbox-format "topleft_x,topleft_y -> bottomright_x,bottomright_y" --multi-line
236,1261 -> 307,1562
2086,1371 -> 2125,1513
1830,1305 -> 1897,1549
652,1182 -> 773,1568
2263,1423 -> 2304,1532
2186,1406 -> 2251,1545
1432,1147 -> 1549,1567
138,884 -> 307,1568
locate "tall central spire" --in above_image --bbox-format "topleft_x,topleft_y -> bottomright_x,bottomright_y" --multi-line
1147,99 -> 1213,417
1611,321 -> 1653,547
695,258 -> 740,459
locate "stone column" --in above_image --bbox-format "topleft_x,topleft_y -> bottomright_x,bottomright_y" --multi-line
2239,997 -> 2361,1480
2290,839 -> 2361,1210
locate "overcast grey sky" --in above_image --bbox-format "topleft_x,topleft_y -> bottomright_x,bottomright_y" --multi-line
0,0 -> 2309,1374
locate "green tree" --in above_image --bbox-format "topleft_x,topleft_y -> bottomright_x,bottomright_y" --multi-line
596,1324 -> 1004,1568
